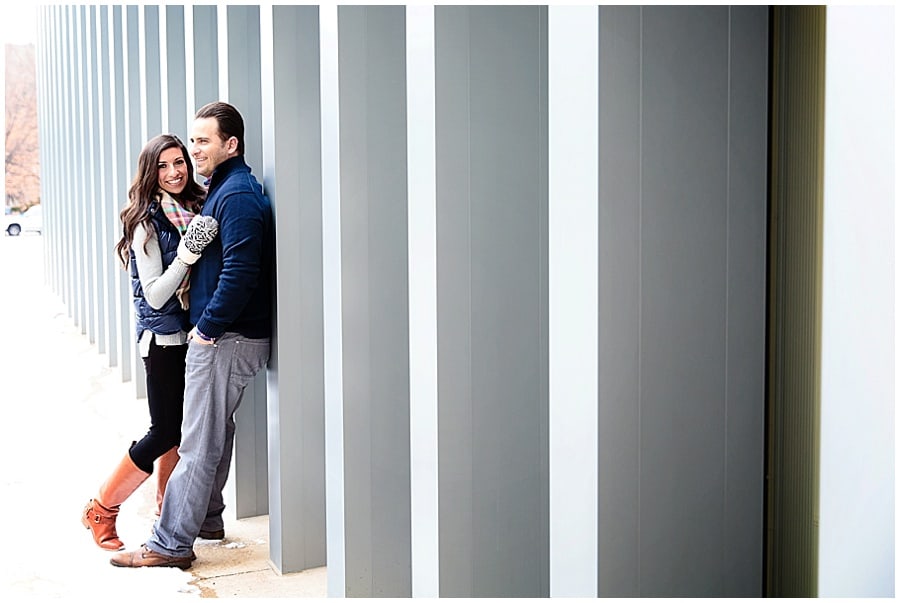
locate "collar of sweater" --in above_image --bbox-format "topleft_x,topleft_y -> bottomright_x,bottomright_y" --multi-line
207,156 -> 249,191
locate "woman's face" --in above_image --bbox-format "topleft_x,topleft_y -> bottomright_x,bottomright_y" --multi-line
157,146 -> 189,196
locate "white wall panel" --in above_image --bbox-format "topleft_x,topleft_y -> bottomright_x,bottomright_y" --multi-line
820,6 -> 895,596
406,5 -> 440,598
548,5 -> 599,598
319,5 -> 346,597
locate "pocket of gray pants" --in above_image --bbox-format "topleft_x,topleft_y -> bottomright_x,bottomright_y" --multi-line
231,338 -> 270,379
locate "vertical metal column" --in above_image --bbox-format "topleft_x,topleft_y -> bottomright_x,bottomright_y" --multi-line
72,6 -> 88,333
319,5 -> 347,596
140,6 -> 161,143
120,5 -> 143,387
722,7 -> 770,593
107,5 -> 131,378
597,5 -> 768,596
63,6 -> 77,312
83,6 -> 103,351
434,6 -> 550,597
338,6 -> 412,597
819,6 -> 895,597
225,6 -> 264,173
161,5 -> 188,139
766,6 -> 826,597
86,8 -> 99,349
94,6 -> 113,365
547,5 -> 599,597
129,6 -> 163,398
186,5 -> 219,116
87,7 -> 101,349
597,8 -> 641,595
406,4 -> 440,598
259,3 -> 327,576
222,4 -> 269,520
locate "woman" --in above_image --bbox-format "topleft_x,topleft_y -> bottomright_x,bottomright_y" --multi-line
81,134 -> 217,551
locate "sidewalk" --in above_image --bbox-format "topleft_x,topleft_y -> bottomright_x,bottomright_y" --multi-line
0,234 -> 327,599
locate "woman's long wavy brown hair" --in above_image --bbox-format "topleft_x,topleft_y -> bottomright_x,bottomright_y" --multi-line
115,134 -> 207,268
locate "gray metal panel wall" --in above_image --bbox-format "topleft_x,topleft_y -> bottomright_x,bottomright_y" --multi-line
85,5 -> 103,352
190,5 -> 219,113
125,5 -> 146,396
96,5 -> 118,368
260,4 -> 327,575
226,6 -> 264,175
63,7 -> 78,318
766,6 -> 826,597
130,5 -> 163,398
597,7 -> 641,595
62,6 -> 76,321
338,6 -> 413,597
723,7 -> 769,592
641,7 -> 730,594
107,5 -> 132,379
34,6 -> 774,596
73,6 -> 88,333
162,5 -> 187,139
96,6 -> 112,361
597,5 -> 767,597
141,6 -> 161,140
435,6 -> 550,597
222,4 -> 269,520
123,6 -> 142,179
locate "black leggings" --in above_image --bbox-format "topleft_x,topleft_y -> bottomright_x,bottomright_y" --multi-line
129,339 -> 186,473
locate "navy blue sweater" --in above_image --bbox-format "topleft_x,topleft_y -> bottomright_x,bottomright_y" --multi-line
189,156 -> 273,339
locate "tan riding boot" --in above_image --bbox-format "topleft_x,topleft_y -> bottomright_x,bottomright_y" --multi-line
81,453 -> 151,551
155,446 -> 180,516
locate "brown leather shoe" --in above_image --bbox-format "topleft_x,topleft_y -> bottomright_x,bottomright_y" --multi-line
109,544 -> 193,569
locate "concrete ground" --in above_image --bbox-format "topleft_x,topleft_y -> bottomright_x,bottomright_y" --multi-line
0,233 -> 327,599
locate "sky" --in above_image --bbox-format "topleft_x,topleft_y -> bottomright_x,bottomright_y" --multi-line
1,5 -> 36,45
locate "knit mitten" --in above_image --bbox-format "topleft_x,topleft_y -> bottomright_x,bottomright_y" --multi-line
177,215 -> 219,265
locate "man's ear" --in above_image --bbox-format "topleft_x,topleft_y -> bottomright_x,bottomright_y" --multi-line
226,136 -> 239,155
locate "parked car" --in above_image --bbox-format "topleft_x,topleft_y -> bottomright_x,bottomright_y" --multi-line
4,205 -> 42,236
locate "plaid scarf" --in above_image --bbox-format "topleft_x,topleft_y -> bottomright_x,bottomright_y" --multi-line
159,193 -> 196,310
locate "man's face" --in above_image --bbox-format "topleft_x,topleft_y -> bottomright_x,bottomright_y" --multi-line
190,117 -> 232,178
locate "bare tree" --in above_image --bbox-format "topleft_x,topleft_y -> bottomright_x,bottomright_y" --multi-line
5,43 -> 39,212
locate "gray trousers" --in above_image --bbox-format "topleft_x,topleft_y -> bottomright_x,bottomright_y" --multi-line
147,332 -> 270,557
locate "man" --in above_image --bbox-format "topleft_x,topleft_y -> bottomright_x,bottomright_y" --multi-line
111,102 -> 274,568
